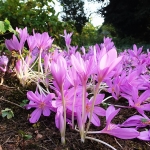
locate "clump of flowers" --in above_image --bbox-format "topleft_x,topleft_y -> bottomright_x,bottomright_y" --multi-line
3,27 -> 150,149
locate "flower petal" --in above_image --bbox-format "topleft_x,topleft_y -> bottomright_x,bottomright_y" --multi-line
29,108 -> 42,123
94,94 -> 105,105
93,106 -> 106,116
90,113 -> 100,126
102,126 -> 139,139
139,90 -> 150,103
137,130 -> 150,141
106,105 -> 120,124
27,91 -> 40,103
43,107 -> 50,116
121,115 -> 146,127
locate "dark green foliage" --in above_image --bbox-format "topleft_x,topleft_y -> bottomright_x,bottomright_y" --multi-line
0,0 -> 70,45
59,0 -> 88,34
89,0 -> 150,43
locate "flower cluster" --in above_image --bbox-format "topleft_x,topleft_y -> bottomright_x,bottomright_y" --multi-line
4,27 -> 150,146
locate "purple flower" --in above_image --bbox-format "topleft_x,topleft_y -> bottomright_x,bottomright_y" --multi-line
122,88 -> 150,117
67,66 -> 80,87
97,105 -> 139,139
84,94 -> 106,126
101,37 -> 115,51
95,48 -> 123,82
60,30 -> 73,48
33,31 -> 54,50
71,52 -> 94,84
27,35 -> 37,52
55,106 -> 66,143
0,55 -> 8,72
121,115 -> 150,128
26,90 -> 55,123
137,130 -> 150,141
128,44 -> 143,58
51,55 -> 67,90
16,27 -> 28,43
5,27 -> 28,53
5,35 -> 25,53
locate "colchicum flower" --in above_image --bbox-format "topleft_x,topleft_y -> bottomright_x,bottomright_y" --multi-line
26,90 -> 55,123
87,105 -> 139,139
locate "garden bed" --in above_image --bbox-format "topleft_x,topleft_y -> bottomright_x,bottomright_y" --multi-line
0,75 -> 149,150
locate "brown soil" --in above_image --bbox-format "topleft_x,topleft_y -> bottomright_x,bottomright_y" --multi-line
0,74 -> 150,150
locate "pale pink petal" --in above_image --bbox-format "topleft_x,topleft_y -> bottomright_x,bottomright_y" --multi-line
100,48 -> 117,70
107,56 -> 123,74
71,54 -> 85,74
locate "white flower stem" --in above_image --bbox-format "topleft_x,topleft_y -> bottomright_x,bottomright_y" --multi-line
81,83 -> 86,142
102,96 -> 113,103
85,82 -> 101,135
72,87 -> 77,129
61,84 -> 66,144
85,136 -> 117,150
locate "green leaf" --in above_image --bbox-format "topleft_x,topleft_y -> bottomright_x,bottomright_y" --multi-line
20,99 -> 29,107
18,130 -> 32,140
0,21 -> 5,34
1,108 -> 14,119
2,111 -> 7,118
4,18 -> 15,33
24,134 -> 32,140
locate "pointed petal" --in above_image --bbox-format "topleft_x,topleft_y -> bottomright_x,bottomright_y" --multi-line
95,94 -> 105,105
43,107 -> 50,116
106,105 -> 120,124
71,54 -> 85,74
102,127 -> 139,139
44,94 -> 53,103
100,48 -> 117,70
139,90 -> 150,103
107,56 -> 123,74
121,115 -> 146,127
93,106 -> 106,116
138,130 -> 150,141
27,91 -> 40,103
29,108 -> 42,123
141,104 -> 150,111
89,113 -> 100,126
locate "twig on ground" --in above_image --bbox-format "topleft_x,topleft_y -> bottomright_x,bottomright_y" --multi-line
2,136 -> 11,145
0,84 -> 16,89
0,96 -> 24,109
114,137 -> 123,149
38,145 -> 49,150
45,136 -> 56,146
85,136 -> 117,150
17,87 -> 27,94
145,142 -> 150,147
